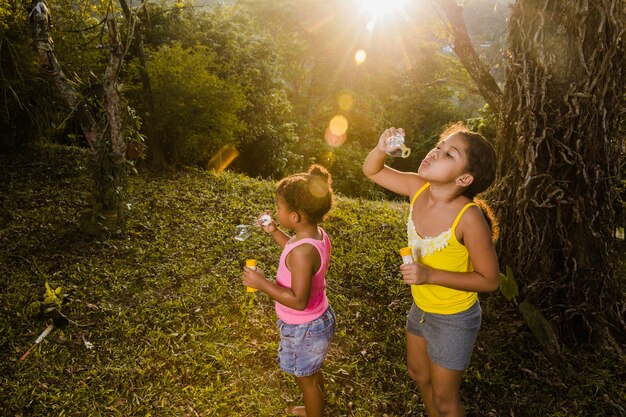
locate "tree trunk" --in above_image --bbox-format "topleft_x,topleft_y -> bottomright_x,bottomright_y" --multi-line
497,0 -> 625,346
28,0 -> 98,148
29,0 -> 130,235
103,15 -> 126,156
437,0 -> 626,346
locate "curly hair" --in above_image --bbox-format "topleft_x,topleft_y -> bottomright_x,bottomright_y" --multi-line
276,164 -> 334,224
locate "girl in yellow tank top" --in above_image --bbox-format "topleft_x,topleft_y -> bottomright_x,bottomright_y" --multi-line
363,122 -> 500,417
407,182 -> 479,314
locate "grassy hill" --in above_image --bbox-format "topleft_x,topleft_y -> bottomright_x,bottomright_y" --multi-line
0,145 -> 624,416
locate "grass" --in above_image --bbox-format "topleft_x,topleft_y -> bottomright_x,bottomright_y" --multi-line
0,144 -> 624,416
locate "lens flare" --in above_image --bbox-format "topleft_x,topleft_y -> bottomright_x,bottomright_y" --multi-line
322,150 -> 336,167
309,176 -> 328,198
338,93 -> 354,110
207,144 -> 239,174
354,49 -> 367,65
357,0 -> 408,18
325,128 -> 347,147
329,115 -> 348,135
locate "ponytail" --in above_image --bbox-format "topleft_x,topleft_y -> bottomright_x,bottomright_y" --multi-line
474,198 -> 499,242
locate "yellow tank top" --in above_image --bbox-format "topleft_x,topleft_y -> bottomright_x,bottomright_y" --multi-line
407,183 -> 477,314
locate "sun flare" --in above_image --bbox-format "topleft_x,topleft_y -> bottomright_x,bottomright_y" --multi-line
356,0 -> 408,18
354,49 -> 367,65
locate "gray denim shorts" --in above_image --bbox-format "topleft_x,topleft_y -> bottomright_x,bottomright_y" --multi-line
406,301 -> 481,371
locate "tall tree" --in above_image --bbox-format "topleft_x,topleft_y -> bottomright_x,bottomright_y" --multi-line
28,0 -> 134,234
437,0 -> 625,346
28,0 -> 99,148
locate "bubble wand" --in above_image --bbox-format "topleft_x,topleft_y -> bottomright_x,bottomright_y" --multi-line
235,213 -> 272,296
19,324 -> 54,361
234,214 -> 272,241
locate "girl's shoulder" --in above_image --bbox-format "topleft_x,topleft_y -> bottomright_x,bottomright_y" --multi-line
454,203 -> 492,243
285,240 -> 323,271
407,177 -> 429,203
289,241 -> 320,256
454,201 -> 483,226
286,231 -> 326,255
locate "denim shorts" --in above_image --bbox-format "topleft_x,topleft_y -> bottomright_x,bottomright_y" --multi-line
276,307 -> 336,377
406,301 -> 481,371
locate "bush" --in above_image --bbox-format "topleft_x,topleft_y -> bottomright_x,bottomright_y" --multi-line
145,43 -> 247,167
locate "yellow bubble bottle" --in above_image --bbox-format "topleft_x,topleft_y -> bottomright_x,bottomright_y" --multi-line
400,247 -> 414,265
245,259 -> 258,292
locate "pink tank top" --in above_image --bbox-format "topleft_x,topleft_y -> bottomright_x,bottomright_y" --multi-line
275,228 -> 331,324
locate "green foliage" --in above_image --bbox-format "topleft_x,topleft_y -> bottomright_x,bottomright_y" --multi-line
1,145 -> 624,416
128,2 -> 297,176
80,149 -> 133,236
48,0 -> 111,77
466,103 -> 498,143
3,0 -> 497,197
0,2 -> 10,32
27,277 -> 66,316
0,3 -> 58,148
498,265 -> 560,352
519,301 -> 559,351
144,42 -> 246,167
193,6 -> 299,177
321,141 -> 390,200
499,265 -> 519,301
0,0 -> 115,148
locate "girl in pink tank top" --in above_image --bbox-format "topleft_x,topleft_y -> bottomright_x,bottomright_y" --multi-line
242,164 -> 336,417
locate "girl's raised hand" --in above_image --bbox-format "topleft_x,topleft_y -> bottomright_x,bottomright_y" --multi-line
400,262 -> 431,286
258,210 -> 277,234
377,127 -> 405,152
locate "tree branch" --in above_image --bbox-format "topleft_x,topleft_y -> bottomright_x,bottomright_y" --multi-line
436,0 -> 503,114
28,0 -> 99,148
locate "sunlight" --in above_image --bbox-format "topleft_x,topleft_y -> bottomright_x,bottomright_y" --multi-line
207,144 -> 239,174
329,115 -> 348,136
325,115 -> 349,147
356,0 -> 408,18
338,93 -> 354,111
325,128 -> 346,147
354,49 -> 367,65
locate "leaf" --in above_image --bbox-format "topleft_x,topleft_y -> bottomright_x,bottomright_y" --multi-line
499,265 -> 518,301
519,300 -> 558,349
42,278 -> 63,311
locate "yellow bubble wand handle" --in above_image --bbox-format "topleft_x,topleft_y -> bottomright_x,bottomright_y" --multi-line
400,247 -> 414,265
245,259 -> 258,292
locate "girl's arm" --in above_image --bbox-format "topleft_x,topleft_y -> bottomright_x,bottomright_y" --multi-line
269,228 -> 290,248
242,243 -> 319,311
400,206 -> 500,292
260,215 -> 290,248
363,128 -> 424,197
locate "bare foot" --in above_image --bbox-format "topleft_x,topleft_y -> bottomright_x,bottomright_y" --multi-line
285,405 -> 307,416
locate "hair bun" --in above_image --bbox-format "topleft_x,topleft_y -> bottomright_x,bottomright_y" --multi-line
308,164 -> 331,185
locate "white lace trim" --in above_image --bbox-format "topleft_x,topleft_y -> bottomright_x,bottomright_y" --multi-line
407,218 -> 452,258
